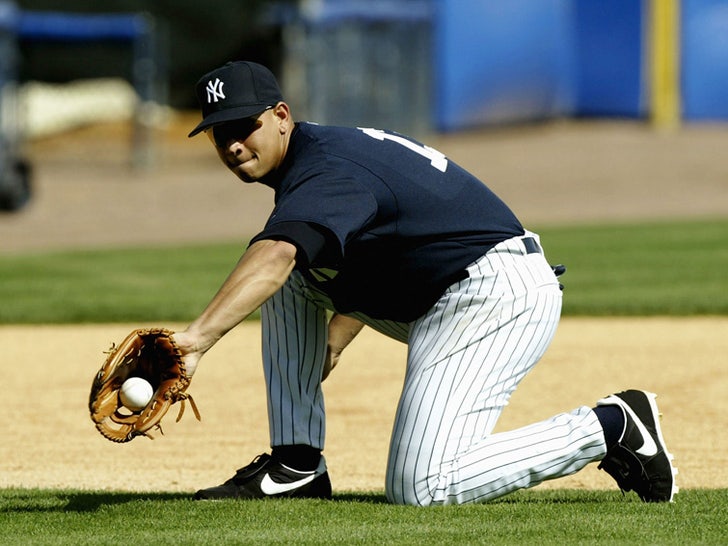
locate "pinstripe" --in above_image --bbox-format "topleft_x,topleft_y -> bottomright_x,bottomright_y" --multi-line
385,234 -> 608,505
262,272 -> 328,449
263,271 -> 412,451
298,293 -> 323,442
452,409 -> 606,504
260,234 -> 606,505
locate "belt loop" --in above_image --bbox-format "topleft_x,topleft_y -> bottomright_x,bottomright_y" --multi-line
522,237 -> 541,255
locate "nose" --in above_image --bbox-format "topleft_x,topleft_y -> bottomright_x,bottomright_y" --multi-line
207,129 -> 244,152
225,139 -> 246,156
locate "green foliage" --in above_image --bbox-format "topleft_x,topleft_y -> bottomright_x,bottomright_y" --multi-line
0,219 -> 726,324
0,488 -> 726,545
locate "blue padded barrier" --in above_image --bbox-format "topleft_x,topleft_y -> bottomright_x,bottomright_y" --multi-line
432,0 -> 576,131
682,0 -> 728,120
572,0 -> 646,117
17,11 -> 148,41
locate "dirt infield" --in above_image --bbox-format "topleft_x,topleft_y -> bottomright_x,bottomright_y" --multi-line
2,319 -> 726,493
1,115 -> 727,495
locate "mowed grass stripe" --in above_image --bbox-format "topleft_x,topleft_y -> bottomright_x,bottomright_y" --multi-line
1,218 -> 726,323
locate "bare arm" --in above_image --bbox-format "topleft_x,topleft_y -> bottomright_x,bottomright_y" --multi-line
322,313 -> 365,381
173,239 -> 297,375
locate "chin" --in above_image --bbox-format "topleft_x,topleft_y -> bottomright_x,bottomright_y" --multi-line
235,170 -> 258,183
228,165 -> 254,182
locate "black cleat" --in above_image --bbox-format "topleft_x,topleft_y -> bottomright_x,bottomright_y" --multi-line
596,390 -> 678,502
194,453 -> 332,500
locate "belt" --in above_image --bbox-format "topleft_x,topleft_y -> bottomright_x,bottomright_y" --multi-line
455,235 -> 543,284
521,236 -> 542,255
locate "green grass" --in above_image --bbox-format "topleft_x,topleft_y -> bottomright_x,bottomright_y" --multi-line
0,242 -> 245,323
1,218 -> 727,323
1,220 -> 726,541
1,488 -> 726,545
542,219 -> 728,316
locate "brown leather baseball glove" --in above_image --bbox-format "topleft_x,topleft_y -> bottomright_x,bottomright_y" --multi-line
89,327 -> 200,443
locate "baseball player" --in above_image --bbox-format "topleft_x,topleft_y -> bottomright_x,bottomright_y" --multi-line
173,61 -> 677,504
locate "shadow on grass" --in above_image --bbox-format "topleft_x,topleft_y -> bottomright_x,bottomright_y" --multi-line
1,488 -> 627,513
64,491 -> 191,512
333,492 -> 388,504
0,489 -> 190,513
1,489 -> 390,513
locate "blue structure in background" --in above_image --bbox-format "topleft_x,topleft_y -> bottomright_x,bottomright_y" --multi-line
572,0 -> 645,118
681,0 -> 728,119
433,0 -> 576,131
432,0 -> 728,130
432,0 -> 647,130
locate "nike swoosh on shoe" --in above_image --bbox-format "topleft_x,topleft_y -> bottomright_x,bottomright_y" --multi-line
260,472 -> 317,495
620,401 -> 659,457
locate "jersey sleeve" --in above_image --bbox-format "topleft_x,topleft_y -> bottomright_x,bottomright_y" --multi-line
252,175 -> 379,269
251,221 -> 339,268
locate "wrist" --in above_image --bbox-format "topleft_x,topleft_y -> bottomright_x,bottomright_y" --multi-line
176,327 -> 217,356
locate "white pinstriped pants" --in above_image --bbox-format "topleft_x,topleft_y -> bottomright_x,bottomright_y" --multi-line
260,233 -> 607,505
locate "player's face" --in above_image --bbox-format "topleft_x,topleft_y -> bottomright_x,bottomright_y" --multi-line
207,103 -> 292,183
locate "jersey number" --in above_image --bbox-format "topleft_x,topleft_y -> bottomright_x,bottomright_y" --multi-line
359,128 -> 449,173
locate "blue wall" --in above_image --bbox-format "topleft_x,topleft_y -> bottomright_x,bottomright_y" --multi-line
433,0 -> 576,131
573,0 -> 645,117
433,0 -> 728,130
682,0 -> 728,119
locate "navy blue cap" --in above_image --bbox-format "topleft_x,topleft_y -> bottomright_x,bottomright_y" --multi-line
188,61 -> 284,137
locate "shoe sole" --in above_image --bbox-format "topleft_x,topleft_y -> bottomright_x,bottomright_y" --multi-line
601,390 -> 679,502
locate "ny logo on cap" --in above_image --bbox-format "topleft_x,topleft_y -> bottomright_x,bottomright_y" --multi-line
206,78 -> 226,103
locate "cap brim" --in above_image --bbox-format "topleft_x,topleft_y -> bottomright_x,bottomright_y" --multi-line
187,104 -> 270,137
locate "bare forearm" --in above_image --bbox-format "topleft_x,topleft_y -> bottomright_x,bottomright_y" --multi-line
185,239 -> 296,353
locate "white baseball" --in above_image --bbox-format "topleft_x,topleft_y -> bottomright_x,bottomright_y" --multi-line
119,377 -> 154,411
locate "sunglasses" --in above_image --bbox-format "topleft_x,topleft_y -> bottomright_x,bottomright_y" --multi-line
208,106 -> 273,147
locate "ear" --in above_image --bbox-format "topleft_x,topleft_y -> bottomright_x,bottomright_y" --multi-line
272,102 -> 292,133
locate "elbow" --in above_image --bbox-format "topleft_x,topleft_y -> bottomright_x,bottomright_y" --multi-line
269,239 -> 299,265
245,239 -> 298,289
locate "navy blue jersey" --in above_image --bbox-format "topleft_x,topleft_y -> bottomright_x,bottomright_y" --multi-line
251,123 -> 524,321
